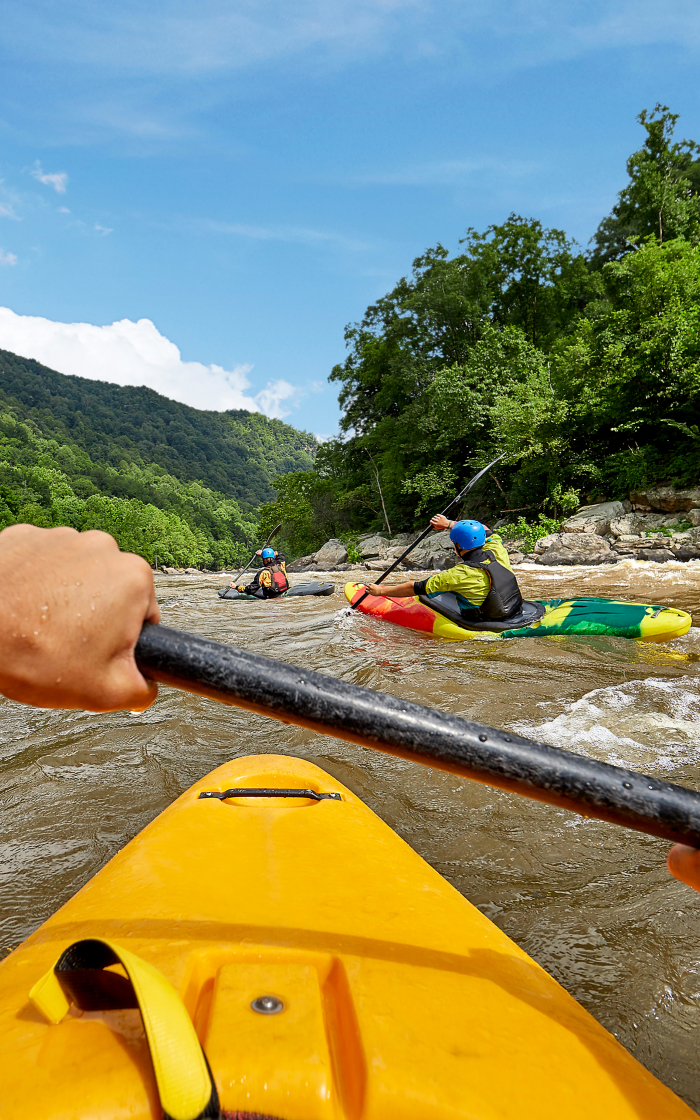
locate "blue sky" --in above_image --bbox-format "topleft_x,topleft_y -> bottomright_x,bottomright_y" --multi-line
0,1 -> 698,437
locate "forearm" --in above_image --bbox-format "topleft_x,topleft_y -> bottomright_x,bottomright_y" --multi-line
366,580 -> 416,597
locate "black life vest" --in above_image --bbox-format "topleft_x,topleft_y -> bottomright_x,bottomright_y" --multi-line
460,547 -> 523,621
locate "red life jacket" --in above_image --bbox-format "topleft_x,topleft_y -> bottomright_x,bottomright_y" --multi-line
271,564 -> 289,594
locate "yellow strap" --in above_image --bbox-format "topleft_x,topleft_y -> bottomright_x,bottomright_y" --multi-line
30,938 -> 216,1120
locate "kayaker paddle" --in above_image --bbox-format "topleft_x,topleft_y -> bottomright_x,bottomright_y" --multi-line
351,452 -> 506,610
135,622 -> 700,848
230,523 -> 282,584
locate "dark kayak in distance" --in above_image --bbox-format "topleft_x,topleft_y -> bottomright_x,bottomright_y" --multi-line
218,581 -> 336,601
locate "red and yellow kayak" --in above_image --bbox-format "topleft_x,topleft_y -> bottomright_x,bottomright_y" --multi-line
345,582 -> 692,642
0,754 -> 693,1118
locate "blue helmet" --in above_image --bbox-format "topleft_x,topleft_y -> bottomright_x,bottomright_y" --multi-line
261,547 -> 276,560
450,519 -> 486,553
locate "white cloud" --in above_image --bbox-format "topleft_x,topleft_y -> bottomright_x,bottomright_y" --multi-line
31,162 -> 68,194
0,307 -> 301,416
94,223 -> 113,235
0,250 -> 17,266
254,379 -> 302,418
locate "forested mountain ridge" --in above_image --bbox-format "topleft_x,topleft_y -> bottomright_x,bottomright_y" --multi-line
259,104 -> 700,558
0,349 -> 316,509
0,351 -> 317,568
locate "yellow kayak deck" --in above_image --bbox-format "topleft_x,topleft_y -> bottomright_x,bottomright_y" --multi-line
0,754 -> 693,1119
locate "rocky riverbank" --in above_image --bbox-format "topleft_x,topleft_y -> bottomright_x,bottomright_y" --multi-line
288,485 -> 700,572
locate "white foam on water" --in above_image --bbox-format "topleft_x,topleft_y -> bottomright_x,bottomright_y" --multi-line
513,677 -> 700,774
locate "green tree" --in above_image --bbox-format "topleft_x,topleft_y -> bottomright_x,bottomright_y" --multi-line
462,216 -> 600,348
555,236 -> 700,494
591,105 -> 700,265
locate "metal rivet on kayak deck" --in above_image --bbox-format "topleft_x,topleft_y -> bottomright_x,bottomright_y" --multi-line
479,734 -> 488,742
623,782 -> 632,789
252,996 -> 283,1015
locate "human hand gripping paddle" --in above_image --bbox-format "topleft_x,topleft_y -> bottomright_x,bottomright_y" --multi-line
228,522 -> 282,587
351,452 -> 506,611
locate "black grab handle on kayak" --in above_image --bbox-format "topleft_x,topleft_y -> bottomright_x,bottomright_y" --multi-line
198,788 -> 342,801
135,623 -> 700,848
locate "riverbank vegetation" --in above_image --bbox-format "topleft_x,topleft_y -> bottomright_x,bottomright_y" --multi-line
260,105 -> 700,557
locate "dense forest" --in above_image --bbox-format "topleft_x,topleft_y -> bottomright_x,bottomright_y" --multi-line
0,352 -> 316,508
0,355 -> 317,568
260,105 -> 700,557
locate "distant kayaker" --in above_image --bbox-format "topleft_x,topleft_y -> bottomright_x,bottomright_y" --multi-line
231,547 -> 289,599
364,514 -> 524,623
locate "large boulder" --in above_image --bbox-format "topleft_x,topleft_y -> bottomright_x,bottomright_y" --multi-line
286,554 -> 317,573
533,534 -> 560,554
314,539 -> 348,570
536,533 -> 617,565
630,485 -> 700,512
360,534 -> 390,559
428,529 -> 453,551
561,501 -> 627,535
612,537 -> 676,562
608,512 -> 668,537
673,544 -> 700,561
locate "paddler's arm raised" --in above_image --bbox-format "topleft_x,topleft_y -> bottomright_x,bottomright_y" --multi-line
0,524 -> 160,713
364,512 -> 479,597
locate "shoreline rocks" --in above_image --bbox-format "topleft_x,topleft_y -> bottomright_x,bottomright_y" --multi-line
535,485 -> 700,565
285,484 -> 700,571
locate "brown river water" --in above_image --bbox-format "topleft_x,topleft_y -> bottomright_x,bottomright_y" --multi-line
2,559 -> 700,1108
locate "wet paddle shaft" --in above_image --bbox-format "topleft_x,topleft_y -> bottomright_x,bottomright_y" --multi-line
135,623 -> 700,848
352,453 -> 506,610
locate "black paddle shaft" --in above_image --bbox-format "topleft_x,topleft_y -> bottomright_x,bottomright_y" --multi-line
352,452 -> 506,610
135,623 -> 700,848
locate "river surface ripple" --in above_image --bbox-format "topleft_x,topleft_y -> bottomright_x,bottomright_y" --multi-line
2,560 -> 700,1108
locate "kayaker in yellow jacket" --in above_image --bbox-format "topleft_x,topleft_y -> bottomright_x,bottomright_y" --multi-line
365,513 -> 523,621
